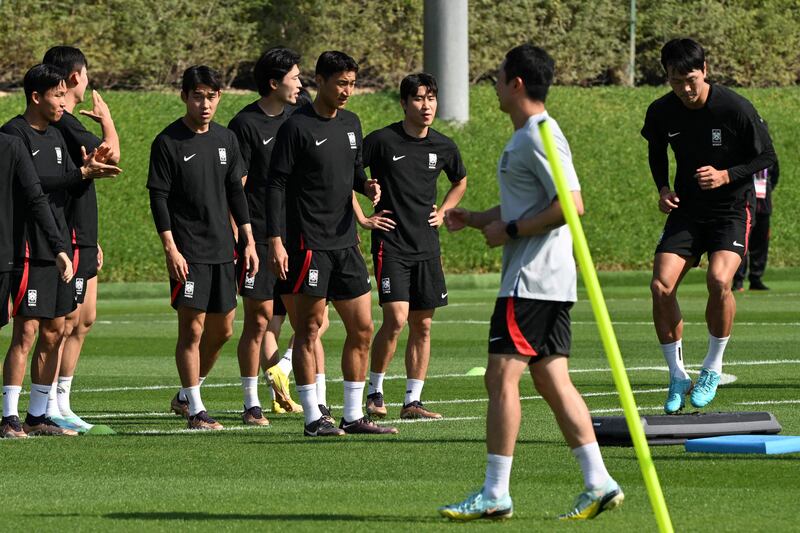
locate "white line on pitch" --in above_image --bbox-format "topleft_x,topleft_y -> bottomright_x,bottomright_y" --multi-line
734,400 -> 800,406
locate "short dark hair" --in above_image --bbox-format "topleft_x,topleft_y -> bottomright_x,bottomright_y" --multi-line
503,44 -> 554,102
660,39 -> 705,74
315,51 -> 358,80
181,65 -> 222,93
400,73 -> 438,102
42,46 -> 88,75
23,63 -> 67,104
254,47 -> 301,96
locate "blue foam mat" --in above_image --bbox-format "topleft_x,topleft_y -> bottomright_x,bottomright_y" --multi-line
685,435 -> 800,454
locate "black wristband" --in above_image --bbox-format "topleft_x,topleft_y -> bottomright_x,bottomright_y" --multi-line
505,220 -> 519,239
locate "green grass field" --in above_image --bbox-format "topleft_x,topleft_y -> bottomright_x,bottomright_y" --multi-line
1,270 -> 798,531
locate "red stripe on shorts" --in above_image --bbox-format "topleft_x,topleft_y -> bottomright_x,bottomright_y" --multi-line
376,242 -> 384,282
505,298 -> 537,357
744,201 -> 752,254
12,243 -> 31,316
171,282 -> 183,304
293,250 -> 313,294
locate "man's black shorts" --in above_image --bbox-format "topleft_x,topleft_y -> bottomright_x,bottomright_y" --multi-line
11,260 -> 76,319
282,245 -> 370,301
73,245 -> 98,305
273,285 -> 287,316
373,250 -> 448,310
170,262 -> 237,313
488,297 -> 573,363
656,204 -> 753,264
0,272 -> 10,328
236,243 -> 278,301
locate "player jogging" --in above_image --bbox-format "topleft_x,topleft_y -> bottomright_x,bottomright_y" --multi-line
439,44 -> 623,521
355,73 -> 467,420
147,66 -> 258,430
43,46 -> 121,432
641,39 -> 776,414
267,51 -> 397,437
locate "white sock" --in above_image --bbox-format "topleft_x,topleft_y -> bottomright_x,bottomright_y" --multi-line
316,374 -> 327,406
572,442 -> 611,490
404,378 -> 424,405
482,454 -> 513,499
702,334 -> 729,374
183,385 -> 205,416
297,383 -> 323,424
267,373 -> 276,401
660,340 -> 689,380
241,376 -> 260,409
178,375 -> 206,402
46,381 -> 61,418
28,383 -> 51,417
2,386 -> 22,417
277,348 -> 293,376
57,376 -> 74,416
343,381 -> 365,422
368,372 -> 385,395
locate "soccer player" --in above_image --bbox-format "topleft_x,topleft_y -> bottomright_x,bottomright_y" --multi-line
641,39 -> 777,413
1,64 -> 120,438
147,65 -> 258,430
356,73 -> 467,420
439,44 -> 623,521
42,46 -> 121,432
226,46 -> 304,424
267,51 -> 397,436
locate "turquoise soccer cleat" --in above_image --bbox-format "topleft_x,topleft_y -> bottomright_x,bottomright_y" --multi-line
559,478 -> 624,520
690,368 -> 721,408
438,490 -> 513,521
664,376 -> 693,414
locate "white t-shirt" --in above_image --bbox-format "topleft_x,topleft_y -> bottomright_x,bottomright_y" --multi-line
498,111 -> 581,302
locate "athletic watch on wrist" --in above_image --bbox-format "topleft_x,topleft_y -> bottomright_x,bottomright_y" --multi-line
505,220 -> 519,239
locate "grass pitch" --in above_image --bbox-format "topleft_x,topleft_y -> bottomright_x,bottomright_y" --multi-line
1,270 -> 798,531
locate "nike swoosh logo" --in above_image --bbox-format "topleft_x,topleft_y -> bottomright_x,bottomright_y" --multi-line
489,336 -> 504,343
263,137 -> 273,145
733,241 -> 744,247
32,150 -> 40,156
392,155 -> 406,161
668,132 -> 680,138
441,292 -> 448,299
183,154 -> 196,162
315,139 -> 327,146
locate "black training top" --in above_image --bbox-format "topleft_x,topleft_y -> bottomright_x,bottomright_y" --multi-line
52,111 -> 102,247
0,133 -> 67,271
641,84 -> 776,214
1,115 -> 81,262
267,104 -> 368,251
364,122 -> 466,260
227,102 -> 297,244
147,119 -> 249,264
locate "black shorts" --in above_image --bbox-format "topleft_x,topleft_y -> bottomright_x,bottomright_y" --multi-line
283,245 -> 371,301
73,245 -> 98,304
0,272 -> 10,328
488,297 -> 572,362
236,243 -> 278,301
273,285 -> 287,316
656,205 -> 753,265
170,262 -> 237,313
373,250 -> 448,310
11,259 -> 76,319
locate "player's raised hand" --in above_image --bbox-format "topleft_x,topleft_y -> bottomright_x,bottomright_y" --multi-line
444,207 -> 471,232
359,210 -> 395,231
165,247 -> 189,283
81,145 -> 122,179
55,252 -> 74,283
428,205 -> 444,227
482,220 -> 509,248
79,90 -> 113,124
269,238 -> 289,280
365,179 -> 381,206
658,188 -> 680,214
695,166 -> 730,190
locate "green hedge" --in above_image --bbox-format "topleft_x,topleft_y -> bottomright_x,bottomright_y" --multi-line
1,86 -> 797,281
0,0 -> 798,89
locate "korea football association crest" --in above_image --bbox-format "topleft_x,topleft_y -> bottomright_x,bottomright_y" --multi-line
218,148 -> 227,165
711,129 -> 722,147
55,146 -> 62,164
27,289 -> 37,307
347,132 -> 357,150
244,273 -> 255,290
428,153 -> 437,169
308,269 -> 319,287
75,277 -> 85,296
184,281 -> 195,299
381,277 -> 391,294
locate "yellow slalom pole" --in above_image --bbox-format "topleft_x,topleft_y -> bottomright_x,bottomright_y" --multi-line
537,119 -> 674,533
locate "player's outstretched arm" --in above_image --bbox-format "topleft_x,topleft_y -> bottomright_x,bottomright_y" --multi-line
482,191 -> 584,248
81,145 -> 122,179
445,205 -> 500,232
352,192 -> 395,231
79,90 -> 121,164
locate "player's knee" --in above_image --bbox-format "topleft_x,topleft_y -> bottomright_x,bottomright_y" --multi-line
707,275 -> 731,296
180,321 -> 204,345
532,372 -> 556,399
40,322 -> 65,346
16,322 -> 39,352
80,311 -> 97,334
410,317 -> 432,340
650,277 -> 675,300
383,315 -> 406,337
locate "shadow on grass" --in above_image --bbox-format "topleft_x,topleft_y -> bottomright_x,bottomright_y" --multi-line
102,511 -> 441,523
